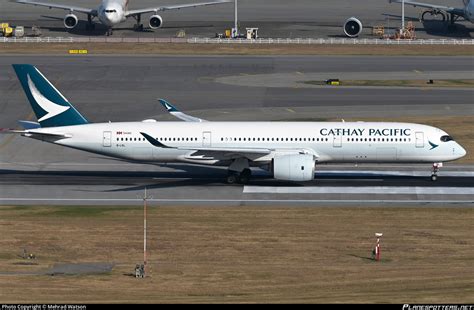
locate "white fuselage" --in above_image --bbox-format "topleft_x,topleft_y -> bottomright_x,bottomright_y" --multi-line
97,0 -> 128,27
466,0 -> 474,22
30,121 -> 466,166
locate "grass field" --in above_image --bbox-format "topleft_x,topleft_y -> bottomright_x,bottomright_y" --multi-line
0,205 -> 472,303
1,43 -> 473,56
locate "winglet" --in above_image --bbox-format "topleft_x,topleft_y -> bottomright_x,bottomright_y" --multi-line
158,99 -> 179,112
140,132 -> 173,148
157,98 -> 207,122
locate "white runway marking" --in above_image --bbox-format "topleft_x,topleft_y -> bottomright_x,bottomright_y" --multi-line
243,186 -> 474,195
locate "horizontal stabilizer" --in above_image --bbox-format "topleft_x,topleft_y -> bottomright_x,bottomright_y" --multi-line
0,128 -> 71,138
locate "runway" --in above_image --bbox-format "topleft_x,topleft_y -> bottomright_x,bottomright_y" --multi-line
0,0 -> 472,39
0,54 -> 472,206
0,162 -> 473,205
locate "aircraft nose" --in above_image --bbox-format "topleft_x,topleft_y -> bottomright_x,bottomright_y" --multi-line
456,143 -> 467,158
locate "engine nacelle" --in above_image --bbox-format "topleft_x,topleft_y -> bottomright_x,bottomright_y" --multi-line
149,15 -> 163,29
273,154 -> 315,182
64,14 -> 79,29
343,17 -> 362,37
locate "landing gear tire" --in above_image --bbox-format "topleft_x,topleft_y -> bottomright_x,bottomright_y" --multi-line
106,28 -> 113,36
238,168 -> 252,184
239,175 -> 249,184
134,24 -> 144,31
226,174 -> 238,184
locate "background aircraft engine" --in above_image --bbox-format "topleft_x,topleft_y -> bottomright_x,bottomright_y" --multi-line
343,17 -> 363,37
64,14 -> 78,29
149,15 -> 163,29
273,154 -> 315,182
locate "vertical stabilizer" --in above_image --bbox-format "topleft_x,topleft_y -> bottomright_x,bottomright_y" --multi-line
12,64 -> 88,127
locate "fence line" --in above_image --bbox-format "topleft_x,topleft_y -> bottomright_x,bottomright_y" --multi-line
188,37 -> 474,45
2,36 -> 473,45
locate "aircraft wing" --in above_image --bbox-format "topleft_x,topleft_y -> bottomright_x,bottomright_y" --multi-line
158,99 -> 207,122
125,0 -> 231,17
15,0 -> 97,15
141,132 -> 271,160
140,132 -> 318,161
389,0 -> 465,16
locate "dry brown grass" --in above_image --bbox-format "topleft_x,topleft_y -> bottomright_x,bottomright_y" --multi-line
0,205 -> 473,303
1,43 -> 473,56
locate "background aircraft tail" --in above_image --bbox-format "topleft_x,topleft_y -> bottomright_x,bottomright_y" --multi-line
12,64 -> 88,128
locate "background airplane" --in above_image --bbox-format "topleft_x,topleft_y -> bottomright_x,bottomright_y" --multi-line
390,0 -> 474,28
15,0 -> 232,35
2,65 -> 466,184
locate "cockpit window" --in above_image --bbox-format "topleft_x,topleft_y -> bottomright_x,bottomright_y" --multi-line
105,9 -> 116,13
440,135 -> 454,142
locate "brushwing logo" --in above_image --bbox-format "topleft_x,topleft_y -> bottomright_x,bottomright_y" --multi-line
164,102 -> 173,111
429,140 -> 439,150
27,74 -> 70,122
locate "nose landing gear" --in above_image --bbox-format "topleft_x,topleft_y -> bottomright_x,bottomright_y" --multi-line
431,162 -> 443,181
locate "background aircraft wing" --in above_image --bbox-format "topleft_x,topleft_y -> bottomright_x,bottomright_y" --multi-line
15,0 -> 97,15
126,0 -> 231,17
389,0 -> 465,16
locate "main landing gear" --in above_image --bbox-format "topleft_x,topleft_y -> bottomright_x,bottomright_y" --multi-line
132,14 -> 144,31
85,14 -> 95,31
227,168 -> 252,184
431,162 -> 443,181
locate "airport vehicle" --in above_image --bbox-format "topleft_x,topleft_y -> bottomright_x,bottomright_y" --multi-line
15,0 -> 231,36
2,65 -> 466,183
390,0 -> 474,26
14,26 -> 25,38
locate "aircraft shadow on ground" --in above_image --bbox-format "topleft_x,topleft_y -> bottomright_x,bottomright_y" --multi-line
1,168 -> 467,192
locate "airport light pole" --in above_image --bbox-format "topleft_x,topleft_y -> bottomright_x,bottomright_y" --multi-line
401,0 -> 405,33
233,0 -> 238,38
138,187 -> 152,277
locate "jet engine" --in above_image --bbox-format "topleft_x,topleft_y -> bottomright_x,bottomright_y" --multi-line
273,154 -> 315,182
64,14 -> 79,29
149,15 -> 163,29
343,17 -> 362,37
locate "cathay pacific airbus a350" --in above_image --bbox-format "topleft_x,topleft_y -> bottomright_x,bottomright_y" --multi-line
15,0 -> 231,35
2,65 -> 466,184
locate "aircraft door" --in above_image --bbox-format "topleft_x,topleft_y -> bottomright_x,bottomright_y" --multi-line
333,135 -> 342,148
103,131 -> 112,147
202,131 -> 211,147
415,131 -> 424,148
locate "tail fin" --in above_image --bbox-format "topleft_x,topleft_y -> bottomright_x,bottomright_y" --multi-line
12,64 -> 88,127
